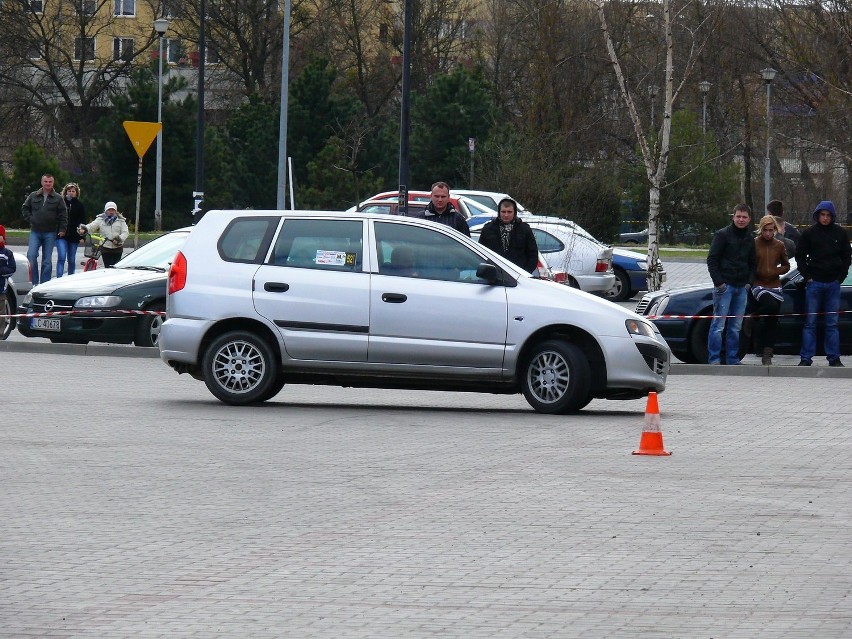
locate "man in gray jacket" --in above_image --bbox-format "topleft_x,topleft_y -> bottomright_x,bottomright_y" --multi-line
21,174 -> 67,285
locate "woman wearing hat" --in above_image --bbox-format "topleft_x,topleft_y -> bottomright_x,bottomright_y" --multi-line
79,201 -> 129,268
57,182 -> 87,276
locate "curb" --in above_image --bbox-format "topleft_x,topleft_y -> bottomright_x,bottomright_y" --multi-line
2,339 -> 851,377
0,340 -> 159,358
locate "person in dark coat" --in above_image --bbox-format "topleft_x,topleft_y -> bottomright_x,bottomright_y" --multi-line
57,182 -> 87,276
478,198 -> 539,273
795,200 -> 851,367
706,203 -> 757,365
766,199 -> 801,247
423,181 -> 470,237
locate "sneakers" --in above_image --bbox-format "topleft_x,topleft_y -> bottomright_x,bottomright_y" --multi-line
798,359 -> 812,366
830,359 -> 844,367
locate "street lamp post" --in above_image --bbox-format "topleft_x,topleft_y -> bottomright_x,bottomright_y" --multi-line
698,80 -> 711,135
193,0 -> 206,222
649,85 -> 659,130
761,67 -> 777,212
153,18 -> 170,232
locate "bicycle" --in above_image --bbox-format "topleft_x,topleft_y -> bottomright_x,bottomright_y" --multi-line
81,233 -> 105,272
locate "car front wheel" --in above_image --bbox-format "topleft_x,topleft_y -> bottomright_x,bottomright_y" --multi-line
1,292 -> 14,340
522,340 -> 592,414
202,331 -> 279,405
134,304 -> 165,347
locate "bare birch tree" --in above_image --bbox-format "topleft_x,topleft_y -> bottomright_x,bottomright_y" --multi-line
591,0 -> 720,290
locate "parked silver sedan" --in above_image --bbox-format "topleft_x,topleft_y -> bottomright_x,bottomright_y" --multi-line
2,251 -> 32,340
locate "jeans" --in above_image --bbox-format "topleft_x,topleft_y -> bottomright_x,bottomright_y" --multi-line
55,238 -> 80,277
27,231 -> 56,286
708,283 -> 749,364
800,280 -> 841,363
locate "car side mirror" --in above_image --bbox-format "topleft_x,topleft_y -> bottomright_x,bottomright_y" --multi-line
476,263 -> 500,284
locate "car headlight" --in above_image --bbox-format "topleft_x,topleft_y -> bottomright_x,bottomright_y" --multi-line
637,260 -> 648,270
74,295 -> 121,308
625,318 -> 656,338
23,292 -> 32,305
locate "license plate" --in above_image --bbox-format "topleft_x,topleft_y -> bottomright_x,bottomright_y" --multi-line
32,317 -> 61,331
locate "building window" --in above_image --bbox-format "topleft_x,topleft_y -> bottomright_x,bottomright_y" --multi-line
27,43 -> 43,60
379,23 -> 388,43
114,0 -> 135,16
78,0 -> 96,14
74,37 -> 95,61
206,45 -> 220,64
165,38 -> 183,64
113,37 -> 134,61
30,0 -> 44,12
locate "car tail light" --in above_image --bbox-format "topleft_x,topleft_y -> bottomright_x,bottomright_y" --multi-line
168,251 -> 187,294
595,258 -> 610,273
553,271 -> 567,283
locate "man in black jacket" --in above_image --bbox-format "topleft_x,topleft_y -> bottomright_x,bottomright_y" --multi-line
706,203 -> 756,364
423,182 -> 470,237
478,198 -> 539,273
795,200 -> 851,367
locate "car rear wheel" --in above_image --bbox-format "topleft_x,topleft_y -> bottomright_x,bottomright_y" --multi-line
202,330 -> 279,405
134,304 -> 165,347
605,268 -> 632,302
522,340 -> 592,414
1,292 -> 14,340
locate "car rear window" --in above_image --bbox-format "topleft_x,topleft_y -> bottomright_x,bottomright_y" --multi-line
219,217 -> 279,263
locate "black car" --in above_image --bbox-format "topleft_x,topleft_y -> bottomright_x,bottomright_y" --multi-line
17,228 -> 190,347
635,262 -> 852,363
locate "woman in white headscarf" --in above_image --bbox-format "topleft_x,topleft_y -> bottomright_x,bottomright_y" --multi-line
79,201 -> 129,268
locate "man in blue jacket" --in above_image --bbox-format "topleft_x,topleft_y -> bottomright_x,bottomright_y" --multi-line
795,200 -> 851,367
706,203 -> 757,365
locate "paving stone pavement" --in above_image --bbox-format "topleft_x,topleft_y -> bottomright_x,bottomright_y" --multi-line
1,352 -> 851,638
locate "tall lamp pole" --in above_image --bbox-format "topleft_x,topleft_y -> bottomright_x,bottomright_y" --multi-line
153,18 -> 170,232
649,84 -> 659,130
192,0 -> 206,221
698,80 -> 711,135
397,0 -> 412,216
761,67 -> 777,212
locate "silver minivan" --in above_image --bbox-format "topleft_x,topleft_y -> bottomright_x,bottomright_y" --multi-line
159,210 -> 670,413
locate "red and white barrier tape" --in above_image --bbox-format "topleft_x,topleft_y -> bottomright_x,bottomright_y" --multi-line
0,309 -> 165,319
647,309 -> 852,320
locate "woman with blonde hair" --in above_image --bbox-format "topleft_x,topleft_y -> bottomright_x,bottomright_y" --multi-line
79,201 -> 129,268
57,182 -> 87,276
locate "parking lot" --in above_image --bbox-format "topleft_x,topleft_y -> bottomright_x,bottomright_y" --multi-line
2,350 -> 851,637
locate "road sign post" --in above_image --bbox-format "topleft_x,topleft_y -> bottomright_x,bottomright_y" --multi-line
122,121 -> 161,248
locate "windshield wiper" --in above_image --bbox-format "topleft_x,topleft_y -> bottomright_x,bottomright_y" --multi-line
118,265 -> 166,272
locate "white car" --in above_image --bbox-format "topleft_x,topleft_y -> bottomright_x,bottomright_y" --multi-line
159,210 -> 670,413
2,251 -> 32,340
450,189 -> 529,213
469,215 -> 615,294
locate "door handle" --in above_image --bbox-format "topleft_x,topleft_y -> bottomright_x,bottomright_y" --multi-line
264,282 -> 290,292
381,293 -> 407,303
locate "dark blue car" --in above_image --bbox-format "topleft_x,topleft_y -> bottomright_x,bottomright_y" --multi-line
634,262 -> 852,363
605,248 -> 666,302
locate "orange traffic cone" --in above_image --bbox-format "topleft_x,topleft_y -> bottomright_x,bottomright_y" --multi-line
632,391 -> 671,456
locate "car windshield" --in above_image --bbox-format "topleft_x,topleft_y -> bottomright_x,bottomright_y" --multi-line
115,230 -> 191,269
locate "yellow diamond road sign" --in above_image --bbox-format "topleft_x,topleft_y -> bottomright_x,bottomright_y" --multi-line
123,121 -> 162,158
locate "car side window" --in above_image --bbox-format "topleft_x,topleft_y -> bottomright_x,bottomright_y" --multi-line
532,229 -> 564,254
374,221 -> 489,283
219,217 -> 279,263
271,219 -> 363,272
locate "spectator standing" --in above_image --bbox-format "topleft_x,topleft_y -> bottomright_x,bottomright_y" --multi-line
478,198 -> 539,272
795,200 -> 851,367
80,201 -> 129,268
56,183 -> 87,276
706,204 -> 756,365
21,173 -> 67,285
423,182 -> 470,237
751,215 -> 790,365
772,216 -> 796,259
766,199 -> 801,247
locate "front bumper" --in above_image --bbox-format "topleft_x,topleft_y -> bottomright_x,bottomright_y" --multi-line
16,304 -> 137,344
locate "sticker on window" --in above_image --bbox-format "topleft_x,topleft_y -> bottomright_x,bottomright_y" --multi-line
315,250 -> 356,267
